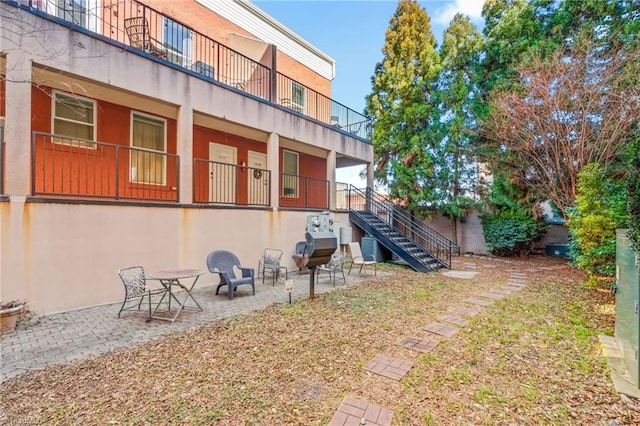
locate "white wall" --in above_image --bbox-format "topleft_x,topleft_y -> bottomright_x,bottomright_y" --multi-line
0,200 -> 350,314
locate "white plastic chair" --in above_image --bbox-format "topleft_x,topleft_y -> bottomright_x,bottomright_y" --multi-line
348,241 -> 377,276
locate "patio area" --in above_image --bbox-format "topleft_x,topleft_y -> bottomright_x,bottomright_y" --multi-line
0,267 -> 379,383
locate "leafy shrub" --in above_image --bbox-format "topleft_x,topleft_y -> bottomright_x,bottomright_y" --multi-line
479,209 -> 549,257
628,137 -> 640,251
568,163 -> 627,276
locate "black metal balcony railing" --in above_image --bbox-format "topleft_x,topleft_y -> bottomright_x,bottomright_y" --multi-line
31,132 -> 179,202
276,74 -> 372,139
279,173 -> 329,210
193,159 -> 271,207
18,0 -> 372,140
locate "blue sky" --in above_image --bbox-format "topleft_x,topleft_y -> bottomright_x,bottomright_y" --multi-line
253,0 -> 485,186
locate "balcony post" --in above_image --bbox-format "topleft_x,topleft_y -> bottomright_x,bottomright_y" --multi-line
4,49 -> 32,196
326,150 -> 336,210
177,103 -> 193,203
270,46 -> 277,103
267,132 -> 279,210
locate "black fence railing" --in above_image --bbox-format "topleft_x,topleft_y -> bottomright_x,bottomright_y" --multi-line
280,173 -> 329,210
348,186 -> 459,267
16,0 -> 372,139
31,132 -> 179,202
193,159 -> 271,207
276,73 -> 372,140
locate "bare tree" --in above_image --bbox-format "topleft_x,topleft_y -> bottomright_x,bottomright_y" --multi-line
480,41 -> 640,219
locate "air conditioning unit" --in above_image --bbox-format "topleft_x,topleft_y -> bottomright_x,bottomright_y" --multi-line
306,211 -> 333,233
192,61 -> 214,79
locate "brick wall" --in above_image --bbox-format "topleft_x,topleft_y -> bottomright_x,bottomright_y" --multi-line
143,0 -> 331,97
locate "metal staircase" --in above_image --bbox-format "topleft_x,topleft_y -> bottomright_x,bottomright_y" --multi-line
347,187 -> 459,273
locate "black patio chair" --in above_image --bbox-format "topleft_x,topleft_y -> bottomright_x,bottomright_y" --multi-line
206,250 -> 255,300
294,240 -> 307,274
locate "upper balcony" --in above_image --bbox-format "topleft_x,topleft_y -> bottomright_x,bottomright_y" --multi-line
15,0 -> 372,141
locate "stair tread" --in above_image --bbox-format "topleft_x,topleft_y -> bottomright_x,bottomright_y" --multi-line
350,208 -> 454,274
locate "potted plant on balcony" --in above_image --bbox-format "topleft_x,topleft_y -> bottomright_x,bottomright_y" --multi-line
0,300 -> 26,334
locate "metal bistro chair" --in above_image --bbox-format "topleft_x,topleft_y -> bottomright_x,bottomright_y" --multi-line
206,250 -> 255,300
124,17 -> 168,60
117,266 -> 167,320
258,248 -> 288,285
316,251 -> 347,286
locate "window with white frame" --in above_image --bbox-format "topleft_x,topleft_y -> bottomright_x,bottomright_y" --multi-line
51,0 -> 99,31
52,91 -> 96,148
131,113 -> 166,185
291,81 -> 306,114
282,150 -> 299,197
163,17 -> 193,67
56,0 -> 87,26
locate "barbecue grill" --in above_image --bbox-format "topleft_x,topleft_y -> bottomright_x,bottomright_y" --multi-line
291,231 -> 337,298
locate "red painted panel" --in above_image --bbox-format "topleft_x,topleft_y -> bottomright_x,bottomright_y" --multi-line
279,148 -> 327,209
31,86 -> 178,201
192,125 -> 266,204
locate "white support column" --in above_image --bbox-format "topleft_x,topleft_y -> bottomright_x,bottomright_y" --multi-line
4,50 -> 33,196
177,103 -> 193,204
326,150 -> 336,210
267,132 -> 280,209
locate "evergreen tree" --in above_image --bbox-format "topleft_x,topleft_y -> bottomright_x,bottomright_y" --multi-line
365,0 -> 440,214
435,13 -> 484,241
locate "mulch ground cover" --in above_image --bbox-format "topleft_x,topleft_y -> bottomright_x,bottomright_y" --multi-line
1,255 -> 639,425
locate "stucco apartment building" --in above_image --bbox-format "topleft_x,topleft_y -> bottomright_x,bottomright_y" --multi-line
0,0 -> 374,314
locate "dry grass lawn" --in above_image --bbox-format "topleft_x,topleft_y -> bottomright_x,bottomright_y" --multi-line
1,255 -> 639,425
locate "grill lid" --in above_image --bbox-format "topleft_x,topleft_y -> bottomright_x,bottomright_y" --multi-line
294,231 -> 337,268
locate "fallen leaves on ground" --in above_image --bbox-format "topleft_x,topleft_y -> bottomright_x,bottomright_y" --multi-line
1,255 -> 638,425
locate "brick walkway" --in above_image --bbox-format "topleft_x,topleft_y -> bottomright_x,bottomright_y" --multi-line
341,267 -> 534,423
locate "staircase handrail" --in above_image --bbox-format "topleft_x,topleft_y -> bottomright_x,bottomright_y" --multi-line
348,186 -> 459,266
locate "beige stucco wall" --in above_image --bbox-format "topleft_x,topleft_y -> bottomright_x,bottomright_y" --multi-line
0,5 -> 371,317
0,199 -> 351,315
423,210 -> 489,255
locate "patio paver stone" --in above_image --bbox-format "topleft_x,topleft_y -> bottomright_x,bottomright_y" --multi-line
329,397 -> 393,426
480,292 -> 506,300
448,306 -> 480,316
438,315 -> 468,326
363,354 -> 413,381
396,336 -> 439,353
464,297 -> 494,307
423,322 -> 459,337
